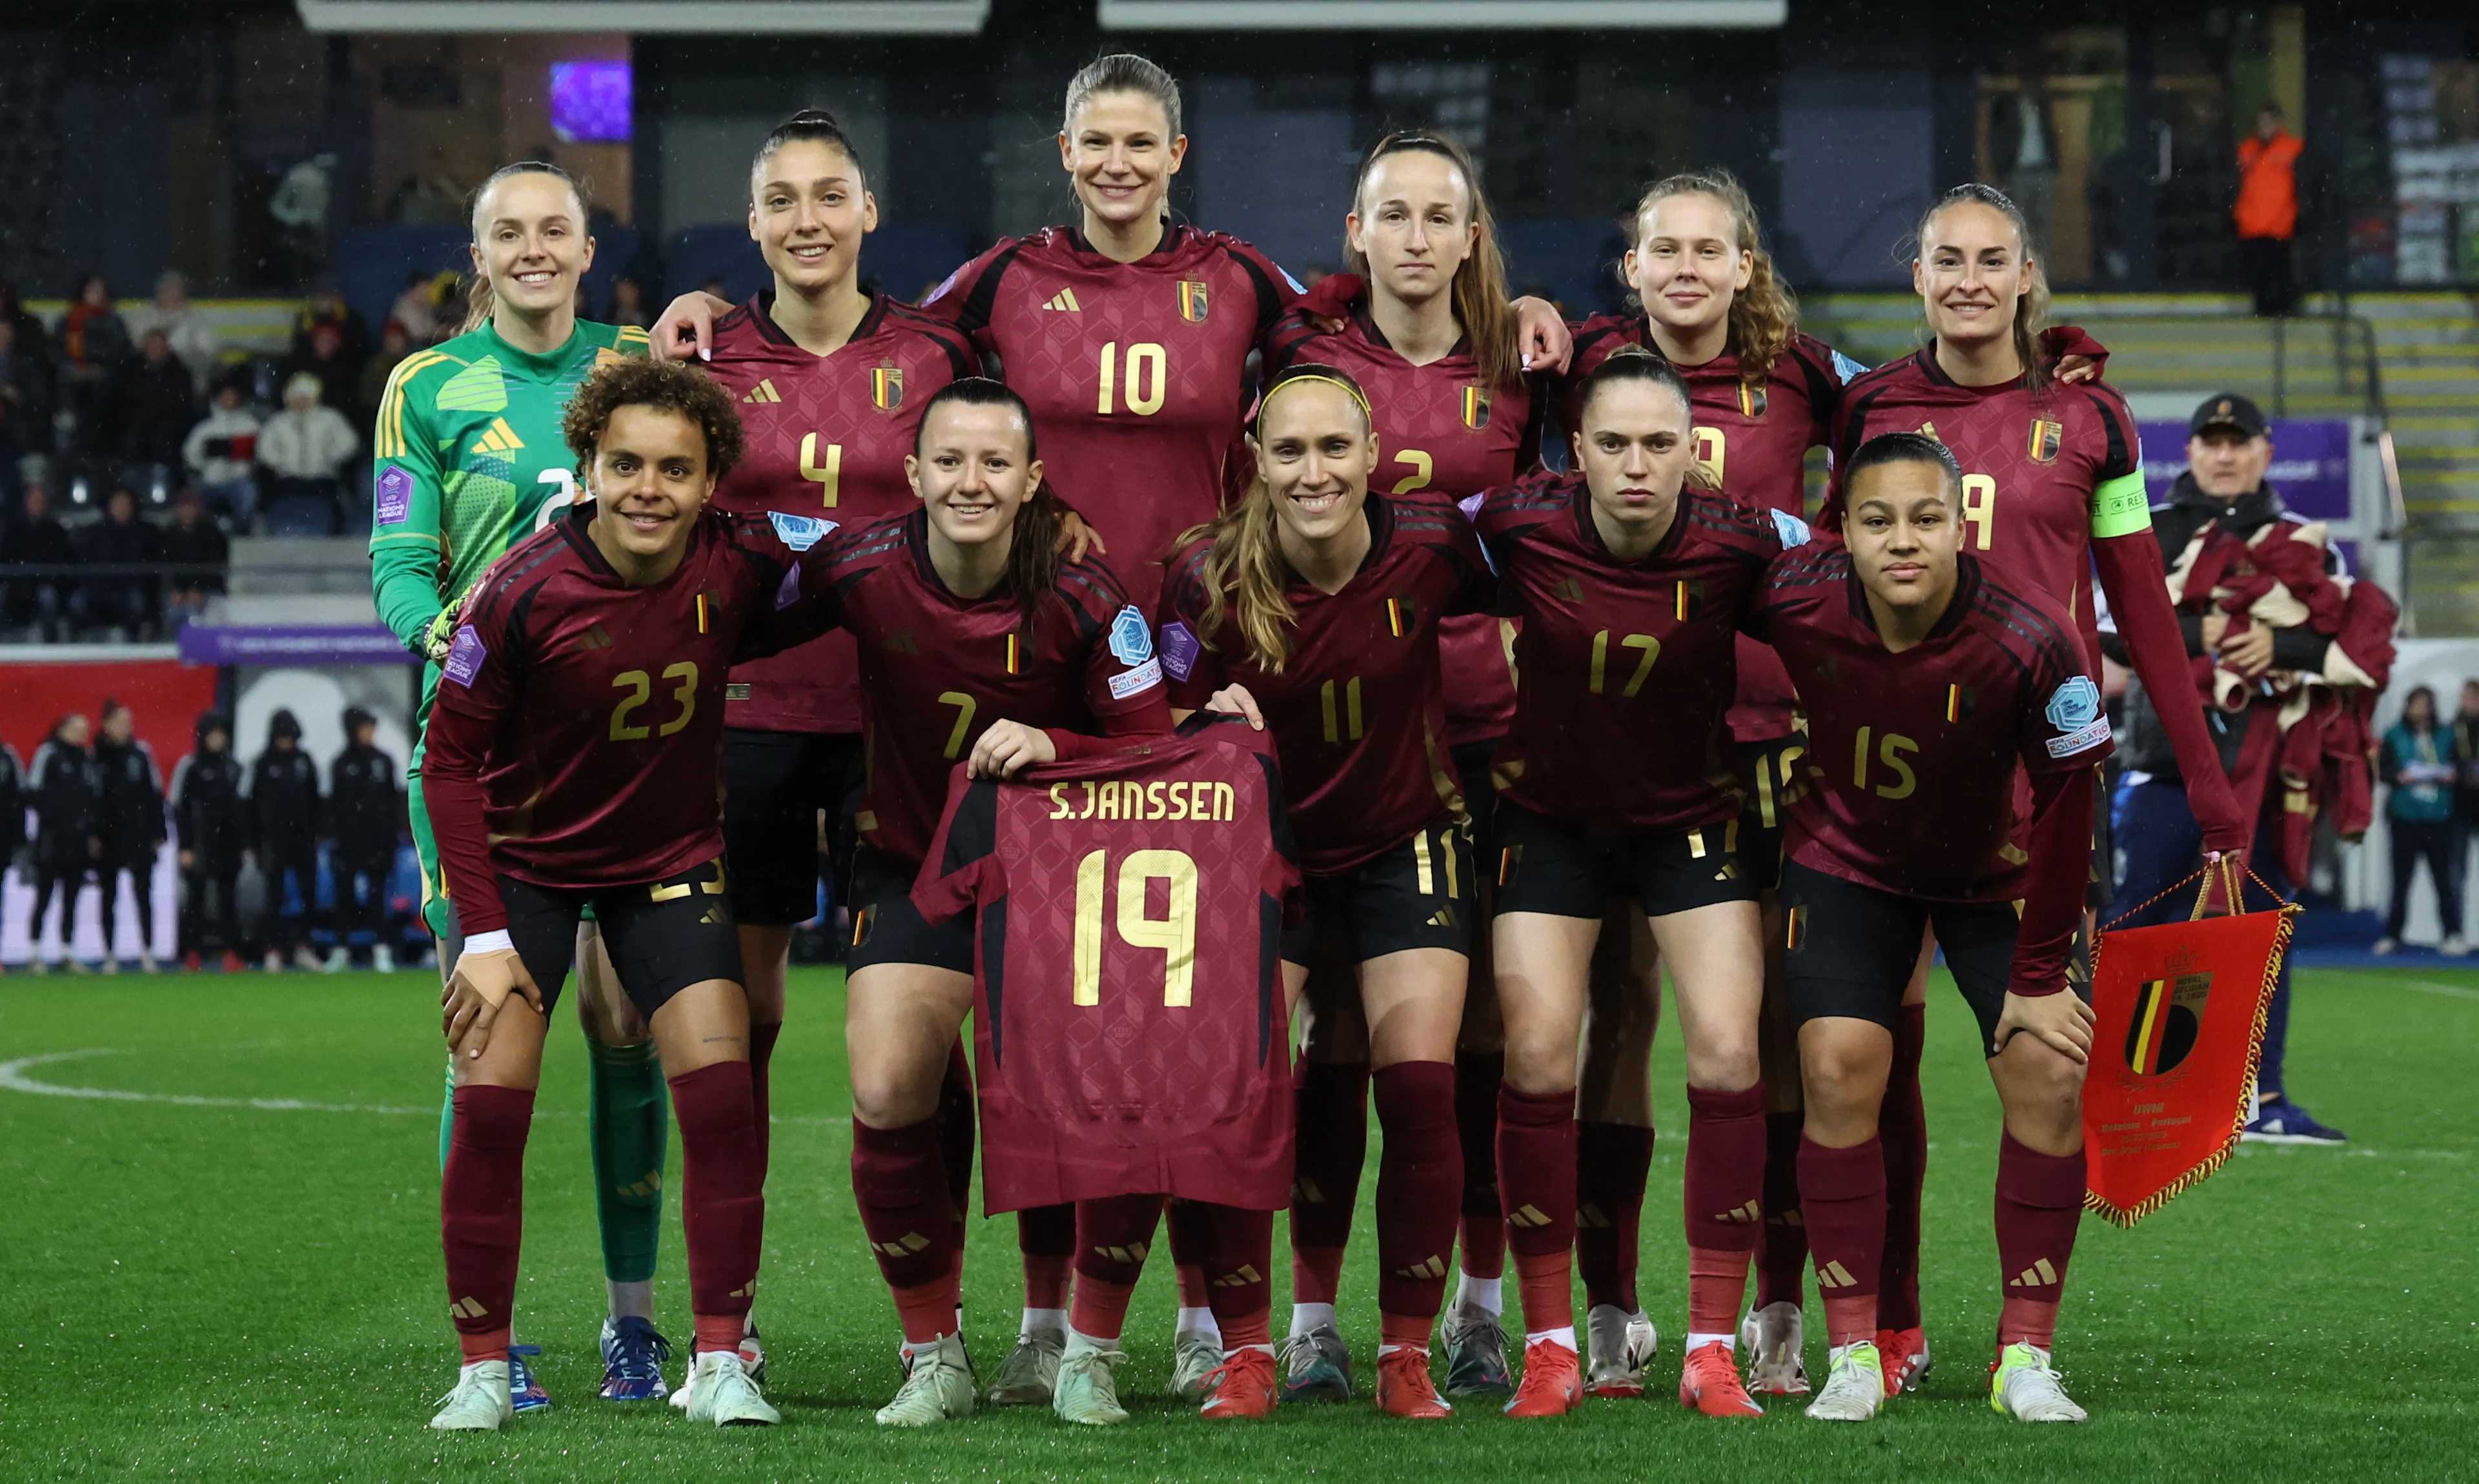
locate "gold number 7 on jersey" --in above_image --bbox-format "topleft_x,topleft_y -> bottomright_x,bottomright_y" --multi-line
1074,848 -> 1200,1007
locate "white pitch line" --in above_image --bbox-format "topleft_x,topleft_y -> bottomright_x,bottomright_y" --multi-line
2325,971 -> 2479,1002
0,1048 -> 434,1115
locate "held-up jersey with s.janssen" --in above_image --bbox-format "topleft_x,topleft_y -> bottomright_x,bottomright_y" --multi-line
912,715 -> 1302,1213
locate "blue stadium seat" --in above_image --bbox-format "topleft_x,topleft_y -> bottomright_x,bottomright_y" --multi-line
1498,219 -> 1635,319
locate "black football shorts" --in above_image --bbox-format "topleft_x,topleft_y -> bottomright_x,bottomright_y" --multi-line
1489,798 -> 1759,921
1734,731 -> 1806,893
844,844 -> 975,976
1777,860 -> 2093,1054
1281,817 -> 1476,966
722,727 -> 866,926
500,856 -> 745,1019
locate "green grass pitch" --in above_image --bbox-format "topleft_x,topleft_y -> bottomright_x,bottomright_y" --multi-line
3,964 -> 2472,1481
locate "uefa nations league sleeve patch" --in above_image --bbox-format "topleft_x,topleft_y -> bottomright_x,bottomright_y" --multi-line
376,464 -> 413,525
1108,605 -> 1154,665
767,511 -> 837,551
1158,620 -> 1200,682
443,625 -> 487,687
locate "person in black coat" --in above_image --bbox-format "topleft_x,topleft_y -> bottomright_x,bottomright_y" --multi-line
25,713 -> 103,971
110,328 -> 199,467
172,709 -> 247,969
159,485 -> 229,629
92,700 -> 167,972
247,707 -> 323,971
3,482 -> 74,641
0,738 -> 26,875
70,487 -> 162,638
325,705 -> 402,970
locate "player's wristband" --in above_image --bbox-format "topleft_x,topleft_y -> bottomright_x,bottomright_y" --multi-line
465,930 -> 513,955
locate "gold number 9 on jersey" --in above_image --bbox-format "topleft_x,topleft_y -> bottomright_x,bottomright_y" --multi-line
1072,847 -> 1199,1008
609,663 -> 700,741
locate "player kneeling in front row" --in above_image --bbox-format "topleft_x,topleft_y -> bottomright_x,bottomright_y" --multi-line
1750,432 -> 2101,1425
422,359 -> 836,1430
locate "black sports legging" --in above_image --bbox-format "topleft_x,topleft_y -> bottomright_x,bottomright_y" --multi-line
2385,816 -> 2464,939
28,866 -> 96,957
96,853 -> 158,955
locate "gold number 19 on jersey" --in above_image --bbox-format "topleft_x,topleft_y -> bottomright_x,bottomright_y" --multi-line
1072,848 -> 1199,1007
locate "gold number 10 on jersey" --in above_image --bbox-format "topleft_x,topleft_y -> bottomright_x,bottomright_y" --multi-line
1097,341 -> 1168,416
1072,848 -> 1199,1008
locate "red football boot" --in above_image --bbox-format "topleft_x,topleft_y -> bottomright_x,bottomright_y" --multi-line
1678,1340 -> 1764,1418
1502,1339 -> 1582,1418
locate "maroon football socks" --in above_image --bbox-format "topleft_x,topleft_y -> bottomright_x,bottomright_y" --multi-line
1575,1119 -> 1654,1313
1372,1061 -> 1462,1332
1071,1193 -> 1165,1339
1798,1133 -> 1886,1348
1682,1083 -> 1767,1336
1166,1196 -> 1216,1311
441,1083 -> 533,1363
1994,1132 -> 2085,1351
1496,1083 -> 1578,1337
851,1115 -> 958,1344
1753,1108 -> 1810,1310
1288,1059 -> 1370,1305
1456,1050 -> 1507,1283
1203,1203 -> 1276,1348
1017,1203 -> 1076,1312
670,1061 -> 766,1352
1878,1002 -> 1929,1331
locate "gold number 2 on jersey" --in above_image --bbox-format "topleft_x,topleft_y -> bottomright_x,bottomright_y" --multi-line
1072,847 -> 1200,1006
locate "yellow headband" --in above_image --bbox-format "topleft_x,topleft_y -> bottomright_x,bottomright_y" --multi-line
1257,373 -> 1372,432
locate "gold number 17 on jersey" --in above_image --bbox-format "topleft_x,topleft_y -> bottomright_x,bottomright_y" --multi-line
1072,848 -> 1199,1007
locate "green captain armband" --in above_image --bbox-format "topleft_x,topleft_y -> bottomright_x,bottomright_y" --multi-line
2089,471 -> 2152,538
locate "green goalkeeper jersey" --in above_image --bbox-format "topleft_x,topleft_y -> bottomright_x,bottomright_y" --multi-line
369,316 -> 650,707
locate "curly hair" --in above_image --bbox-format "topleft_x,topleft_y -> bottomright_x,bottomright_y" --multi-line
560,358 -> 746,480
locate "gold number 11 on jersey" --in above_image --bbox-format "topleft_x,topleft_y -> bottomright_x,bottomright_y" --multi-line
1072,847 -> 1199,1007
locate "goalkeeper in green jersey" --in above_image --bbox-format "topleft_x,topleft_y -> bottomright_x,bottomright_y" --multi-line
369,161 -> 682,1408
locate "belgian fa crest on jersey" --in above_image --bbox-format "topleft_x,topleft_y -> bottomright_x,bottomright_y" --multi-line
1460,385 -> 1491,431
1178,280 -> 1210,323
1735,383 -> 1768,420
872,366 -> 904,412
1384,596 -> 1416,637
1943,682 -> 1977,724
1673,578 -> 1704,621
2028,417 -> 2063,464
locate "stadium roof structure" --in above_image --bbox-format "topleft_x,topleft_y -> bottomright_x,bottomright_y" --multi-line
1096,0 -> 1785,26
294,1 -> 990,32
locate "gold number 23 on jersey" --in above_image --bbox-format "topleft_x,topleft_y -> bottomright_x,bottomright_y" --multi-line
610,663 -> 699,740
1072,848 -> 1199,1007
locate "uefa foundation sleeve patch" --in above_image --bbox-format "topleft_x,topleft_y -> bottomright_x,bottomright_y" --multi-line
376,465 -> 414,525
2089,471 -> 2152,538
1110,658 -> 1163,698
443,625 -> 487,687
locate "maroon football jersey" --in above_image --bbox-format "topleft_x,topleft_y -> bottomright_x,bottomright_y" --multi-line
920,224 -> 1301,614
1824,352 -> 2149,670
1267,307 -> 1538,746
817,511 -> 1172,871
422,505 -> 837,934
1560,320 -> 1862,742
913,715 -> 1301,1212
702,292 -> 976,735
1747,542 -> 2112,902
1474,471 -> 1800,831
1156,491 -> 1493,875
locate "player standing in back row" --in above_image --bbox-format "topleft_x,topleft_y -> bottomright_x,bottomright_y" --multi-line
367,161 -> 675,1406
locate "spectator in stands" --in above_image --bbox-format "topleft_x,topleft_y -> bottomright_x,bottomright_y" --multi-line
0,278 -> 50,363
0,316 -> 54,475
112,328 -> 199,468
325,704 -> 401,972
159,485 -> 228,629
358,321 -> 411,438
70,485 -> 162,638
247,707 -> 323,973
172,709 -> 247,972
609,275 -> 650,329
388,271 -> 438,345
59,274 -> 131,454
92,699 -> 165,973
0,735 -> 25,879
126,270 -> 219,394
291,279 -> 369,393
183,378 -> 262,530
2378,686 -> 2465,958
2236,103 -> 2303,318
25,713 -> 103,973
2453,680 -> 2479,896
283,322 -> 358,414
2,482 -> 74,640
255,372 -> 356,536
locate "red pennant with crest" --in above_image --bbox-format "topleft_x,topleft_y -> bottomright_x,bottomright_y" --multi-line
2084,883 -> 2294,1227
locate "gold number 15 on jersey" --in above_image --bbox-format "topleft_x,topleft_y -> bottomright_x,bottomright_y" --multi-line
1073,847 -> 1199,1007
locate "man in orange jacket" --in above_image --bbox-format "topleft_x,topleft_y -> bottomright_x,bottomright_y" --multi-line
2236,103 -> 2303,316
